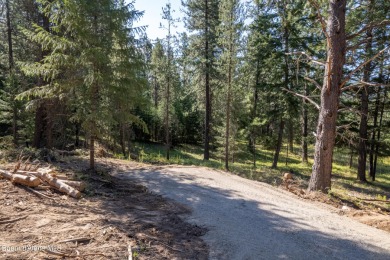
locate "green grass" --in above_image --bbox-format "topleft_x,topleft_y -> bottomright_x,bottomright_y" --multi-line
127,141 -> 390,208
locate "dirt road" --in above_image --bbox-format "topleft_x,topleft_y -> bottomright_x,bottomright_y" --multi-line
117,165 -> 390,260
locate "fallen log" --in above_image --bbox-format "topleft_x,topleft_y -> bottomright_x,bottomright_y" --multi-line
32,169 -> 81,199
0,170 -> 13,180
12,174 -> 41,187
16,169 -> 85,194
60,180 -> 86,192
0,170 -> 41,187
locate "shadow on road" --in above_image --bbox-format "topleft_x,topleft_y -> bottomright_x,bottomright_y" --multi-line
118,166 -> 390,260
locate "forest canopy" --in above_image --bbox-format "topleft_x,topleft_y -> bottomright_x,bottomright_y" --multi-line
0,0 -> 389,192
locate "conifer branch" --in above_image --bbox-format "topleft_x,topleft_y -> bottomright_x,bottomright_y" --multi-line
340,45 -> 390,89
282,88 -> 320,110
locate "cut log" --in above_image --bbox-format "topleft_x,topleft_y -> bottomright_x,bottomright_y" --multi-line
0,170 -> 13,180
12,174 -> 41,187
33,169 -> 81,199
60,180 -> 86,192
0,170 -> 41,187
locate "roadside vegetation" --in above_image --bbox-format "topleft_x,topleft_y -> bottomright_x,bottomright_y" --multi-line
129,141 -> 390,212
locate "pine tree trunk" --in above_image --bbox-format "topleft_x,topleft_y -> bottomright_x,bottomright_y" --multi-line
153,77 -> 159,141
6,0 -> 13,71
249,60 -> 260,153
204,0 -> 211,161
288,120 -> 294,153
272,17 -> 289,169
75,123 -> 80,147
357,28 -> 372,182
33,105 -> 45,148
90,135 -> 95,170
45,101 -> 53,149
6,0 -> 17,145
272,118 -> 284,169
308,0 -> 347,192
302,83 -> 308,163
225,48 -> 233,171
120,124 -> 126,157
33,7 -> 51,149
372,89 -> 386,181
165,77 -> 170,160
369,88 -> 380,179
349,146 -> 354,168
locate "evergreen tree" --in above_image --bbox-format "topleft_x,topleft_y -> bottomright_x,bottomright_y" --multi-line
217,0 -> 244,170
182,0 -> 219,160
19,0 -> 146,170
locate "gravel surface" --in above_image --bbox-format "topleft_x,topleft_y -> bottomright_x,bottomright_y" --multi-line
117,165 -> 390,260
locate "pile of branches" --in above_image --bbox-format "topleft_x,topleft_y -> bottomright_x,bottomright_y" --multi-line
0,158 -> 85,199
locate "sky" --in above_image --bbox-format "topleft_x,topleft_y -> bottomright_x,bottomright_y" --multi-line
133,0 -> 185,40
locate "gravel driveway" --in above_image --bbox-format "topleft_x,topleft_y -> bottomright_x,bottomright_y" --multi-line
116,165 -> 390,260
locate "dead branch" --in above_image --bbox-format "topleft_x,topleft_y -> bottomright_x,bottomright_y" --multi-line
304,76 -> 322,90
43,249 -> 71,257
282,88 -> 320,110
347,37 -> 373,51
286,52 -> 325,66
22,157 -> 31,170
58,237 -> 91,244
25,186 -> 55,200
308,0 -> 329,38
347,20 -> 390,40
341,80 -> 390,92
0,215 -> 27,225
338,107 -> 361,115
341,45 -> 390,89
142,234 -> 184,253
128,244 -> 133,260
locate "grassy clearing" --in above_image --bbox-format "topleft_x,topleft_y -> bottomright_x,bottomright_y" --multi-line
126,141 -> 389,210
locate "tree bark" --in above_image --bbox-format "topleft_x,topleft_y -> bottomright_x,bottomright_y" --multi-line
120,124 -> 126,157
33,7 -> 52,149
249,60 -> 260,153
369,87 -> 380,179
357,28 -> 372,182
6,0 -> 18,145
204,0 -> 211,161
288,121 -> 294,153
153,77 -> 159,141
33,104 -> 45,148
272,118 -> 284,169
272,15 -> 289,169
6,0 -> 13,71
89,135 -> 95,171
165,16 -> 172,161
225,40 -> 233,171
373,89 -> 386,181
302,82 -> 308,163
308,0 -> 347,192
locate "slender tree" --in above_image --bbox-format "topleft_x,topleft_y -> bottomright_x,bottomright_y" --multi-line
182,0 -> 219,160
217,0 -> 243,170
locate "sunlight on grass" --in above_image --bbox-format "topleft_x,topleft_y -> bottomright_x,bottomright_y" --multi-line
131,141 -> 390,203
